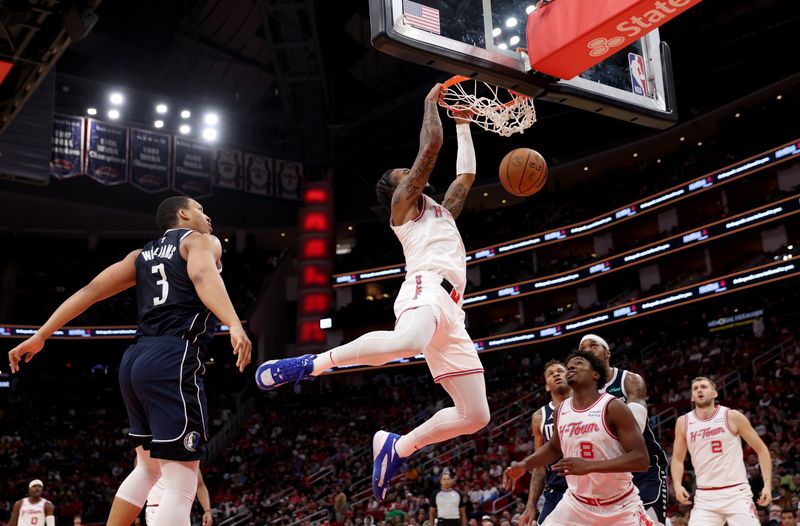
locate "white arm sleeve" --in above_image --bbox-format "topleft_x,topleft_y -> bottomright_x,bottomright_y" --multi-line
46,516 -> 56,526
628,402 -> 648,432
455,123 -> 475,175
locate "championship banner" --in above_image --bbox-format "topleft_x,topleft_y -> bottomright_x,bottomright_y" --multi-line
275,158 -> 303,200
129,128 -> 171,193
50,115 -> 84,179
244,153 -> 274,196
213,148 -> 243,190
173,136 -> 213,198
85,119 -> 129,185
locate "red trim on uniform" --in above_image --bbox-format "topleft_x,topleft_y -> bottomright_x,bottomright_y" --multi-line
146,504 -> 160,507
723,406 -> 736,435
697,482 -> 747,491
412,195 -> 426,222
413,274 -> 423,300
684,412 -> 689,437
601,396 -> 618,440
692,404 -> 720,422
434,368 -> 484,383
572,393 -> 607,413
573,485 -> 635,506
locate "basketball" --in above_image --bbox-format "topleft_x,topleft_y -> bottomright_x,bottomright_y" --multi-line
499,148 -> 548,197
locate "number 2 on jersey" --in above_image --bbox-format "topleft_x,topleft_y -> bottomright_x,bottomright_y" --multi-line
151,263 -> 169,305
711,440 -> 723,453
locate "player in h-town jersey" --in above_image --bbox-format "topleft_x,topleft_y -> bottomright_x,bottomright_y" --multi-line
671,377 -> 772,526
255,84 -> 489,502
8,479 -> 55,526
503,351 -> 653,526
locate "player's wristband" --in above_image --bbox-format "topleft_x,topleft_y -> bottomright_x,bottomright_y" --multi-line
456,123 -> 475,175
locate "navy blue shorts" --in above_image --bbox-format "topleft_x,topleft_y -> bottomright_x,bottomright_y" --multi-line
538,487 -> 565,524
119,336 -> 208,461
634,467 -> 668,525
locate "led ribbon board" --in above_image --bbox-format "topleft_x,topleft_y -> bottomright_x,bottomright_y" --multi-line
0,323 -> 237,340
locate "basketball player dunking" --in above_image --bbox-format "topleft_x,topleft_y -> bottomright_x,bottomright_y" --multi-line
8,480 -> 54,526
503,351 -> 653,526
255,83 -> 490,501
519,361 -> 571,526
671,376 -> 772,526
578,334 -> 669,526
7,197 -> 252,526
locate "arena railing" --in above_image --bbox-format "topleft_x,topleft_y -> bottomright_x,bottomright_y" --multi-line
752,337 -> 796,374
218,508 -> 254,526
651,407 -> 678,440
333,138 -> 800,287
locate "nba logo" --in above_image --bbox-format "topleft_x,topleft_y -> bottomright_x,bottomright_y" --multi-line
628,53 -> 648,97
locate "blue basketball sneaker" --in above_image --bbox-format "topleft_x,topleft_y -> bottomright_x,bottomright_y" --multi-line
255,354 -> 315,391
372,430 -> 404,501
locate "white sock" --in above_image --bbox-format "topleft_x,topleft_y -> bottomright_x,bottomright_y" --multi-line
395,373 -> 489,458
311,306 -> 437,376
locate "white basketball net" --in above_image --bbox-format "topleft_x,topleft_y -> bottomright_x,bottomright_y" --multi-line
439,76 -> 537,137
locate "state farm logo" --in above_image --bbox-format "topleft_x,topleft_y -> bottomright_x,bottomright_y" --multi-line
587,36 -> 625,57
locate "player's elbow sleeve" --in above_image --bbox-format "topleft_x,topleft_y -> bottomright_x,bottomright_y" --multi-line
628,402 -> 648,432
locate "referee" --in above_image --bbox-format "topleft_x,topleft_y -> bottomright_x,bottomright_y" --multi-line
430,473 -> 466,526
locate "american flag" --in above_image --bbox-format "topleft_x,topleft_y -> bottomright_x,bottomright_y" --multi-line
403,0 -> 441,35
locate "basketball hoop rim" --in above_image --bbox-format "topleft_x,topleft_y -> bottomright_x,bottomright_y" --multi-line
438,75 -> 533,112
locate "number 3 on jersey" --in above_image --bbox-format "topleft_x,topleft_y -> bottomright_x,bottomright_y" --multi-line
151,263 -> 169,305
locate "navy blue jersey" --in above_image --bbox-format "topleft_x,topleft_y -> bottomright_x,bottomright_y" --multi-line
540,402 -> 568,491
135,229 -> 217,347
600,368 -> 669,491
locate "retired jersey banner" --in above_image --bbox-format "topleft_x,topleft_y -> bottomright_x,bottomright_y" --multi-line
129,128 -> 171,193
213,148 -> 242,190
50,115 -> 84,179
275,159 -> 303,200
244,153 -> 274,196
173,136 -> 212,198
85,119 -> 129,185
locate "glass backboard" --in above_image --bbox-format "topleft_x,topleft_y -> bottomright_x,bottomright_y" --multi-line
370,0 -> 677,128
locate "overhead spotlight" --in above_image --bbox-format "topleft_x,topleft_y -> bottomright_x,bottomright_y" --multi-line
509,35 -> 520,46
482,192 -> 489,197
180,110 -> 191,119
679,136 -> 685,142
109,92 -> 124,105
583,166 -> 589,171
633,152 -> 638,158
107,109 -> 120,120
501,199 -> 507,204
86,107 -> 97,116
154,120 -> 164,129
492,27 -> 501,37
657,159 -> 662,163
201,128 -> 218,142
204,113 -> 219,126
789,245 -> 794,250
179,124 -> 191,134
734,112 -> 741,118
526,5 -> 536,14
697,141 -> 703,146
505,17 -> 518,28
156,104 -> 168,114
498,43 -> 508,50
280,232 -> 286,237
347,226 -> 353,231
776,94 -> 783,100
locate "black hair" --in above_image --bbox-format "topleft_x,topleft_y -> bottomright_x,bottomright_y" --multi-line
543,359 -> 565,374
565,350 -> 609,389
376,169 -> 396,210
156,196 -> 191,231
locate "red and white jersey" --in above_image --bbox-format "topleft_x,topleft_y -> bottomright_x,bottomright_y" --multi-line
684,405 -> 748,488
146,478 -> 165,506
391,195 -> 467,293
557,393 -> 635,500
18,497 -> 48,526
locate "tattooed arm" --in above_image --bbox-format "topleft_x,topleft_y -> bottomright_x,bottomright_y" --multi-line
443,111 -> 475,219
392,84 -> 444,225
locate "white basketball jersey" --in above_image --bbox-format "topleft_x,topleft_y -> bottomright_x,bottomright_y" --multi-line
391,195 -> 467,293
18,497 -> 47,526
684,405 -> 748,488
557,393 -> 634,500
146,478 -> 165,506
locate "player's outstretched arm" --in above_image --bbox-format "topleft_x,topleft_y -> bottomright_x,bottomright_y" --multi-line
392,84 -> 444,221
730,409 -> 772,506
185,233 -> 251,372
670,415 -> 692,505
443,111 -> 475,220
7,249 -> 140,373
553,399 -> 648,475
519,409 -> 546,526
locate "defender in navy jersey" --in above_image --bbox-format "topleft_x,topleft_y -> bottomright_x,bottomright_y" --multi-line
521,361 -> 571,526
578,334 -> 669,526
8,196 -> 251,526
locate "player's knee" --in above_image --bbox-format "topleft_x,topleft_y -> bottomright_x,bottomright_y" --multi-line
465,401 -> 491,432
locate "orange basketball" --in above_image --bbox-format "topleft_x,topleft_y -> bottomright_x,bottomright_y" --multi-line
499,148 -> 548,197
